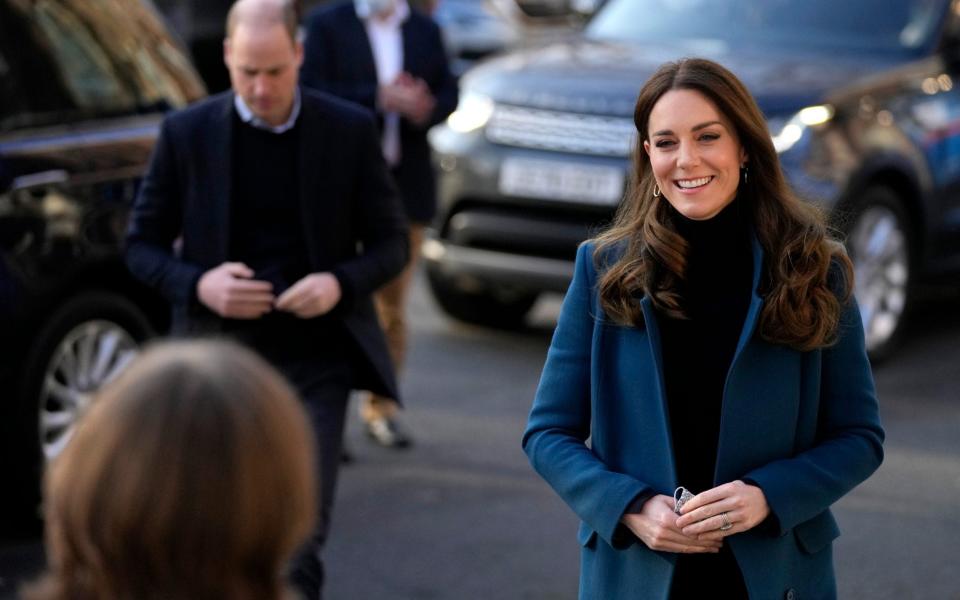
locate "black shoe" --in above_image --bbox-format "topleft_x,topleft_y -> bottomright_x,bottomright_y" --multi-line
364,417 -> 413,449
340,443 -> 354,464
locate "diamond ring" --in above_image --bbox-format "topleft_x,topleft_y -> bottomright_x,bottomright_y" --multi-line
719,512 -> 733,531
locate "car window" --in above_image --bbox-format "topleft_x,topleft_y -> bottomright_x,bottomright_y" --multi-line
586,0 -> 947,56
0,0 -> 75,130
31,2 -> 136,112
0,48 -> 23,127
0,0 -> 204,133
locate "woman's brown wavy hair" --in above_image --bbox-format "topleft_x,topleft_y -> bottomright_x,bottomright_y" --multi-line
594,57 -> 853,351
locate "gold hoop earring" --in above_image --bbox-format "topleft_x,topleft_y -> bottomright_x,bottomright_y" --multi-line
653,184 -> 661,198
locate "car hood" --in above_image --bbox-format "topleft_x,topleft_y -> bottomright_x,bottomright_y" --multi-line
464,38 -> 903,117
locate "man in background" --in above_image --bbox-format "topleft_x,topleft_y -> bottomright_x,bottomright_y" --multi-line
125,1 -> 408,596
301,0 -> 457,449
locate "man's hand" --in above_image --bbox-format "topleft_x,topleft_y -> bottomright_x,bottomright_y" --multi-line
401,77 -> 436,126
196,262 -> 274,319
620,495 -> 722,554
377,82 -> 408,114
274,272 -> 342,318
675,480 -> 770,541
378,73 -> 436,126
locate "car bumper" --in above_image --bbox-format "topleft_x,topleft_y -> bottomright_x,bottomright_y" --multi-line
422,232 -> 574,293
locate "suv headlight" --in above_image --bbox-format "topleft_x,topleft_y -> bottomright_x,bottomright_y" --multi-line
771,104 -> 834,154
447,92 -> 495,133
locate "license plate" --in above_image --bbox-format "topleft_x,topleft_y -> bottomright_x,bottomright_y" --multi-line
498,158 -> 624,205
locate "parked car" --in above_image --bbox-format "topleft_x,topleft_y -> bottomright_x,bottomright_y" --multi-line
0,0 -> 205,535
435,0 -> 520,76
426,0 -> 960,360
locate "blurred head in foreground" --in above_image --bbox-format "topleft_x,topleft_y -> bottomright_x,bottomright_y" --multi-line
25,339 -> 316,600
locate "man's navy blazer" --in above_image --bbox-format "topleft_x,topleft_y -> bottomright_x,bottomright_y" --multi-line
125,88 -> 409,398
300,0 -> 458,222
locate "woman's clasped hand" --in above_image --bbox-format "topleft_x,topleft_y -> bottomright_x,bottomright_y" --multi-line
675,480 -> 771,541
622,480 -> 770,553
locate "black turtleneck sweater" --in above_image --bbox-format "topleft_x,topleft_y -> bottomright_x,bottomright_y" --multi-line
661,196 -> 753,494
660,197 -> 753,598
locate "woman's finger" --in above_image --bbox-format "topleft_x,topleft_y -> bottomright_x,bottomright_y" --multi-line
676,497 -> 736,528
683,511 -> 738,537
653,526 -> 722,548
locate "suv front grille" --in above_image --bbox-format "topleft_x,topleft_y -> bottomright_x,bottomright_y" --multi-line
486,105 -> 636,157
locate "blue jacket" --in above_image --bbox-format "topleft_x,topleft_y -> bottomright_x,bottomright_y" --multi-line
522,240 -> 884,600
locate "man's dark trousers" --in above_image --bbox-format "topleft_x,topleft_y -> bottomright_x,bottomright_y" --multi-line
275,354 -> 353,598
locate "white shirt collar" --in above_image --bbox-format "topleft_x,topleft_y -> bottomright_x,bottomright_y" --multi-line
233,87 -> 301,134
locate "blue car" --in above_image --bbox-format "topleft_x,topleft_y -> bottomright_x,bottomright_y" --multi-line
427,0 -> 960,359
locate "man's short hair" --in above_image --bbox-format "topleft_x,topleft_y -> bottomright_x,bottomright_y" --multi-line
226,0 -> 299,44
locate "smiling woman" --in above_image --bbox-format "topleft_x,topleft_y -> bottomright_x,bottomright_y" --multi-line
643,89 -> 747,221
597,58 -> 849,349
522,58 -> 885,600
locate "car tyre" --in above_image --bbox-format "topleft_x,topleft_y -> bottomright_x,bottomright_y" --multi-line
843,186 -> 913,362
426,268 -> 537,329
5,291 -> 153,534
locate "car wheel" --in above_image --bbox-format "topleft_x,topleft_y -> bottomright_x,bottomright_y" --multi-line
426,268 -> 538,329
844,187 -> 912,361
8,292 -> 153,530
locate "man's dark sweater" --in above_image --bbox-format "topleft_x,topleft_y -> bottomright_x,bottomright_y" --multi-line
225,114 -> 347,362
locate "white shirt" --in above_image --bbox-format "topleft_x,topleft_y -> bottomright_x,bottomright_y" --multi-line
356,0 -> 410,166
233,88 -> 301,134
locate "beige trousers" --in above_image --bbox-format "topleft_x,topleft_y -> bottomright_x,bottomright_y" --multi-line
360,224 -> 425,422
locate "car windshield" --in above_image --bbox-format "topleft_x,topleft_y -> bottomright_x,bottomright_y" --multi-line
586,0 -> 947,56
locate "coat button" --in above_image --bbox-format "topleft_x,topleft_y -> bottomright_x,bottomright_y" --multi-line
785,590 -> 797,600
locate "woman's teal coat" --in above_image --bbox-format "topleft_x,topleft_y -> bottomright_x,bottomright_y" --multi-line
522,241 -> 884,600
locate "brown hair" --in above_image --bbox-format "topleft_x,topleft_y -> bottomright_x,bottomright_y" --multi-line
594,58 -> 853,351
226,0 -> 300,44
24,340 -> 315,600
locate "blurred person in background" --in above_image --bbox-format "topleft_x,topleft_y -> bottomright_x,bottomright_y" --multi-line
301,0 -> 457,450
22,340 -> 315,600
124,0 -> 409,596
523,58 -> 884,599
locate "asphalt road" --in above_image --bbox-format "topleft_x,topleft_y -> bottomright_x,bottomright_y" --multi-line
324,275 -> 960,599
3,273 -> 959,599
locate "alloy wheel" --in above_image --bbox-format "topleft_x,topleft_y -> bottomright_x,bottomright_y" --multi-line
38,319 -> 139,461
847,204 -> 910,355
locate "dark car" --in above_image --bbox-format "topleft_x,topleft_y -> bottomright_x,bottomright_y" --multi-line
0,0 -> 205,534
426,0 -> 960,359
435,0 -> 520,76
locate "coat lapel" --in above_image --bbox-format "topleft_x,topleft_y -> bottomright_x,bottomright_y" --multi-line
297,91 -> 327,267
401,17 -> 416,73
207,95 -> 234,263
348,10 -> 379,84
732,234 -> 765,362
713,234 -> 777,484
639,295 -> 677,486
